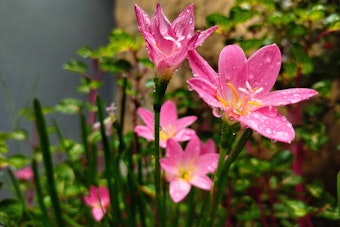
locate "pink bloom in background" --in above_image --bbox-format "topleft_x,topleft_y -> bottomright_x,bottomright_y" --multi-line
135,100 -> 197,148
14,166 -> 33,180
135,3 -> 217,79
160,137 -> 219,203
83,185 -> 110,222
187,44 -> 318,143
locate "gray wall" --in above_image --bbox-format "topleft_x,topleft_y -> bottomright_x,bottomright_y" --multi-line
0,0 -> 114,196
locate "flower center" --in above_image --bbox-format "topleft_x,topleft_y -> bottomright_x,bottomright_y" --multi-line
160,125 -> 176,141
216,82 -> 262,118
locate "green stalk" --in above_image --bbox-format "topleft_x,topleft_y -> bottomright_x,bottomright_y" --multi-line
33,98 -> 64,227
153,77 -> 169,226
31,159 -> 52,226
96,96 -> 121,226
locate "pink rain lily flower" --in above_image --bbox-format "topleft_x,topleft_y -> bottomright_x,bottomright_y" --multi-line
135,100 -> 197,148
160,137 -> 219,203
187,44 -> 318,143
83,185 -> 110,222
135,3 -> 217,79
14,166 -> 34,180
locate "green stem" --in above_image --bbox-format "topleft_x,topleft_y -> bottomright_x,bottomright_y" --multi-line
33,98 -> 64,227
153,77 -> 169,226
32,159 -> 52,226
96,96 -> 121,226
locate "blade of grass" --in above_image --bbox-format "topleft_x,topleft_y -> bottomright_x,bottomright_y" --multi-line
33,98 -> 64,227
31,159 -> 52,226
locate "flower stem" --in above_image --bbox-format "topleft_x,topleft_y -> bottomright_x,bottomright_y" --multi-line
153,77 -> 169,226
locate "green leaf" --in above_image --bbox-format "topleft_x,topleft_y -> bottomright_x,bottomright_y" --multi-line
230,6 -> 254,24
206,13 -> 231,31
0,199 -> 23,220
77,46 -> 95,58
284,200 -> 308,217
239,38 -> 265,52
55,98 -> 83,114
107,29 -> 140,55
100,59 -> 132,73
62,60 -> 87,74
7,154 -> 30,168
291,47 -> 314,74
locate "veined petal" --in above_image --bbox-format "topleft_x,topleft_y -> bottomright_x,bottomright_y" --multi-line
219,44 -> 248,87
190,174 -> 212,190
134,126 -> 154,141
166,139 -> 184,157
188,50 -> 218,82
138,108 -> 154,128
134,4 -> 151,36
169,179 -> 191,203
153,3 -> 171,35
187,78 -> 222,107
171,3 -> 195,37
160,158 -> 180,176
160,101 -> 178,126
174,116 -> 197,130
195,153 -> 219,174
194,25 -> 218,47
239,111 -> 295,143
247,44 -> 281,93
261,88 -> 318,106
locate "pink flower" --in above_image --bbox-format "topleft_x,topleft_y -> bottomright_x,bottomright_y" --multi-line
14,166 -> 33,180
187,44 -> 318,143
135,100 -> 197,148
135,3 -> 217,79
160,137 -> 219,203
83,185 -> 110,222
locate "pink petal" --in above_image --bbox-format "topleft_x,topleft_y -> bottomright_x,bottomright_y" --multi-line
137,108 -> 154,129
189,174 -> 213,190
260,88 -> 318,106
188,50 -> 218,82
173,116 -> 197,131
166,139 -> 184,158
160,158 -> 180,176
239,111 -> 295,143
187,78 -> 222,108
247,44 -> 281,93
153,3 -> 171,35
172,128 -> 197,142
171,3 -> 195,37
195,153 -> 220,174
134,4 -> 151,36
160,101 -> 178,126
194,25 -> 218,47
134,126 -> 154,141
200,139 -> 216,155
169,179 -> 191,203
97,186 -> 110,207
183,136 -> 201,158
218,44 -> 248,88
92,207 -> 105,222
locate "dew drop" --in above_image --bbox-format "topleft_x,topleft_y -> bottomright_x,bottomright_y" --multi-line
265,128 -> 272,134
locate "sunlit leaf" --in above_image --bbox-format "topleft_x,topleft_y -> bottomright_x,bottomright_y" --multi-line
63,60 -> 87,74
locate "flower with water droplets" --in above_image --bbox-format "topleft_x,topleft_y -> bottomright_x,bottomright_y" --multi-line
134,100 -> 197,148
160,137 -> 219,203
135,3 -> 217,80
83,185 -> 110,222
187,44 -> 318,143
